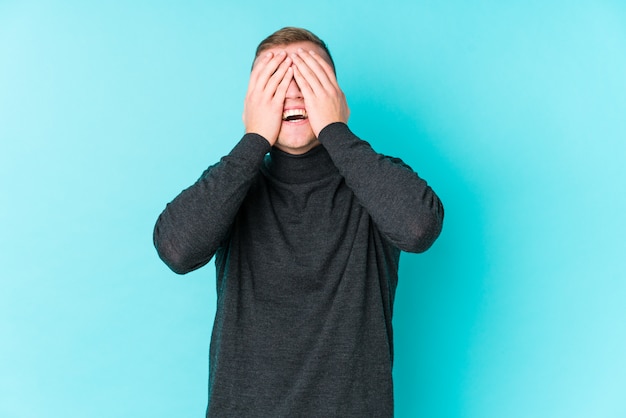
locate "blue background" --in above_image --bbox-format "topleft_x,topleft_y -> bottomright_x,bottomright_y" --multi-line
2,1 -> 625,417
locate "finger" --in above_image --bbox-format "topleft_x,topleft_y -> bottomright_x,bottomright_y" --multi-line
308,49 -> 340,89
248,52 -> 273,88
266,56 -> 292,95
250,51 -> 287,92
291,52 -> 323,94
296,48 -> 334,91
292,64 -> 314,98
251,51 -> 273,72
274,66 -> 293,100
259,51 -> 288,90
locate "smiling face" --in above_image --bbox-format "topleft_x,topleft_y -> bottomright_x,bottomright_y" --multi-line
259,41 -> 333,155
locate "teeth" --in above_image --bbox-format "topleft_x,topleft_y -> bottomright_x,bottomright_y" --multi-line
282,108 -> 308,120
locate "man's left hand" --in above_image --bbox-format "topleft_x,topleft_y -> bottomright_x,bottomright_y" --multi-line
291,48 -> 350,137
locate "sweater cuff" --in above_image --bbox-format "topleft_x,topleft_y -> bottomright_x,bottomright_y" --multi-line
317,122 -> 365,157
317,122 -> 352,144
228,132 -> 272,162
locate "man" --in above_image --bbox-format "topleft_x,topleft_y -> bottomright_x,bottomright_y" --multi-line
154,27 -> 444,417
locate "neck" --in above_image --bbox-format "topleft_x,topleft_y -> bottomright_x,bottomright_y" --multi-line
265,144 -> 337,184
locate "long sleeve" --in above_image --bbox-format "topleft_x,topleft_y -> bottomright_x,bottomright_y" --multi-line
318,122 -> 444,253
153,134 -> 271,274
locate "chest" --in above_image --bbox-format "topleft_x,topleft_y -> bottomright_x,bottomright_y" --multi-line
235,176 -> 369,271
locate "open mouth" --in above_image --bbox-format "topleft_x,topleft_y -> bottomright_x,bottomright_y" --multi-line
282,108 -> 308,123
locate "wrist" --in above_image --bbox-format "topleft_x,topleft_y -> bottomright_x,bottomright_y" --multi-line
317,121 -> 349,142
245,127 -> 277,146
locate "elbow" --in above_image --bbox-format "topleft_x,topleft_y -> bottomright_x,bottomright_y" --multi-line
155,239 -> 194,275
159,250 -> 196,275
153,226 -> 203,275
400,203 -> 444,253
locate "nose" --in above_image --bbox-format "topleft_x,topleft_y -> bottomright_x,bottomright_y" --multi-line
285,78 -> 302,99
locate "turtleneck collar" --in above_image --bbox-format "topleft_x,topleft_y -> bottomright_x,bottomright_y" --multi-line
264,144 -> 338,184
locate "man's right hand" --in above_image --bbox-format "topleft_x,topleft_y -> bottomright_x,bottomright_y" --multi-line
242,51 -> 293,145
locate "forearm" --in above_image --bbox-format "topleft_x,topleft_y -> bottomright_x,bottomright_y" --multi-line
153,134 -> 271,273
318,123 -> 444,252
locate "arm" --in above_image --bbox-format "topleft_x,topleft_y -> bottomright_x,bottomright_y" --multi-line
292,48 -> 443,252
153,135 -> 270,274
154,50 -> 293,274
319,122 -> 443,253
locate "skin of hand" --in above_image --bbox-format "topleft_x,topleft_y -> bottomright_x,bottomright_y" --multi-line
242,51 -> 294,145
291,48 -> 350,137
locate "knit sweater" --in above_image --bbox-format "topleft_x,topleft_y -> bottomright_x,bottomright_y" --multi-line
153,122 -> 444,417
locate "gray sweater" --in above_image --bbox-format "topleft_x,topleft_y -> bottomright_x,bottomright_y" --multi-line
154,122 -> 444,417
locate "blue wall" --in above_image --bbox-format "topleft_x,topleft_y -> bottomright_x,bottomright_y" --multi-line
1,1 -> 625,417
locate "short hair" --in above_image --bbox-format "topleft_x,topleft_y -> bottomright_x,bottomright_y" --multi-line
254,27 -> 335,71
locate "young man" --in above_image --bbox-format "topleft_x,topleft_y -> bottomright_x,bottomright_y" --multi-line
154,27 -> 444,417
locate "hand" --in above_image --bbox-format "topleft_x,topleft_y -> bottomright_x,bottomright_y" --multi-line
242,51 -> 293,145
291,48 -> 350,137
